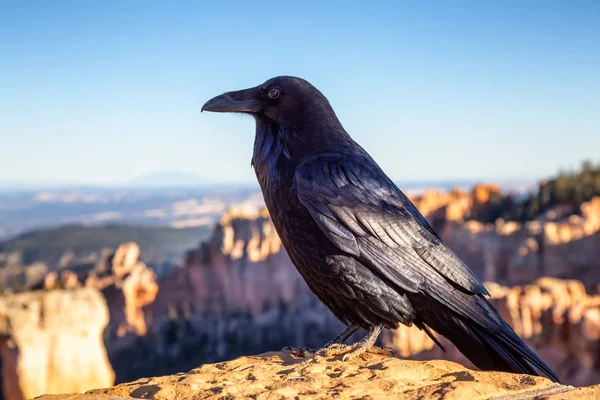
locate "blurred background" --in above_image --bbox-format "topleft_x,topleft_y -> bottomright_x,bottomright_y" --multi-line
0,1 -> 599,399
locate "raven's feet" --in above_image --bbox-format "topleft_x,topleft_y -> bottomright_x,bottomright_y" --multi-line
366,345 -> 398,358
321,343 -> 397,359
319,324 -> 384,361
283,324 -> 361,358
323,323 -> 360,348
282,324 -> 364,359
282,346 -> 316,357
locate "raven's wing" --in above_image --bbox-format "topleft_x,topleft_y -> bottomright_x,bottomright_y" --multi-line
294,151 -> 562,383
294,150 -> 490,299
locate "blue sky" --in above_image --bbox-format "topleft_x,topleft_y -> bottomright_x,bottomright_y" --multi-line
1,1 -> 598,186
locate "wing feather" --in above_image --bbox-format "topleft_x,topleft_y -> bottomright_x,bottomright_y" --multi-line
295,151 -> 490,298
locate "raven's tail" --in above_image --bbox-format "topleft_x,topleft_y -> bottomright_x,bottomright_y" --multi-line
417,298 -> 560,383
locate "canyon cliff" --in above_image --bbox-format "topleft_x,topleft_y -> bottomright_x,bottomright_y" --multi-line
412,190 -> 600,286
152,206 -> 305,318
5,190 -> 600,398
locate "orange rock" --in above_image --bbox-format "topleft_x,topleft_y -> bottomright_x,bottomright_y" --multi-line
43,272 -> 58,290
411,189 -> 472,221
61,270 -> 80,289
154,207 -> 302,318
0,289 -> 114,400
472,183 -> 501,206
441,197 -> 600,285
118,262 -> 159,336
111,242 -> 140,280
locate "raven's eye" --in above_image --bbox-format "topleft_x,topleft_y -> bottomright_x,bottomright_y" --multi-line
268,88 -> 280,99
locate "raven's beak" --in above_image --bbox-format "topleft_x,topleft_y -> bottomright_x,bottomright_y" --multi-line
201,87 -> 263,113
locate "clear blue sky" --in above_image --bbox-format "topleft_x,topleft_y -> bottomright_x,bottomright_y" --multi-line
1,1 -> 598,186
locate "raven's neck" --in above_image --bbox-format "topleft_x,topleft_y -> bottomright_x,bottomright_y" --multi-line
251,120 -> 295,188
251,117 -> 351,189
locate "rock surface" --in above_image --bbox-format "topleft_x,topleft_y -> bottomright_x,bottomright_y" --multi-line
0,288 -> 114,400
34,351 -> 600,400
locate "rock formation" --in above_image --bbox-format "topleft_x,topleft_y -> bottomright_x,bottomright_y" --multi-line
77,242 -> 159,338
34,352 -> 600,400
0,289 -> 114,400
407,190 -> 600,286
0,242 -> 160,394
151,207 -> 306,320
409,184 -> 501,226
439,197 -> 600,285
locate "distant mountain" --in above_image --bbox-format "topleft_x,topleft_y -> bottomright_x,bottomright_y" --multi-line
0,186 -> 261,241
126,171 -> 209,187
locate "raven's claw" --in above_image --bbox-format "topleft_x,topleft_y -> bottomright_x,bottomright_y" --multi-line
318,324 -> 385,361
282,346 -> 317,357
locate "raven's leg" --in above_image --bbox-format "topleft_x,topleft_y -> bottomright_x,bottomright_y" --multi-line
323,323 -> 360,347
283,324 -> 360,357
320,324 -> 393,361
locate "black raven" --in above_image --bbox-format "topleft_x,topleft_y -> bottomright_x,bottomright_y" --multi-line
202,76 -> 559,382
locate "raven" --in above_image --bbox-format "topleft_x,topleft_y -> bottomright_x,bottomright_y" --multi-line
202,76 -> 559,382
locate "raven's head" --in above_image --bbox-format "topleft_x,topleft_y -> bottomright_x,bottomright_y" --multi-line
202,76 -> 344,132
203,76 -> 351,165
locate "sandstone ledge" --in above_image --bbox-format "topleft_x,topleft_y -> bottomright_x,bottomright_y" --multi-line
34,351 -> 600,400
